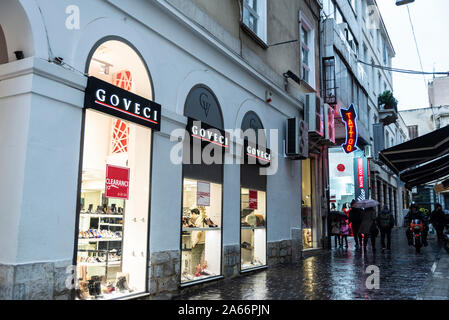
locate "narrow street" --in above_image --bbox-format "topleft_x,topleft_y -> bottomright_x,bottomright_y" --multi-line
177,228 -> 447,300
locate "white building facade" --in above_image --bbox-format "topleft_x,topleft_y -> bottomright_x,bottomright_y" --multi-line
0,0 -> 319,300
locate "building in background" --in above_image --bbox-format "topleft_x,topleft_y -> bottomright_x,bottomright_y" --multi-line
399,75 -> 449,213
0,0 -> 327,300
321,0 -> 407,234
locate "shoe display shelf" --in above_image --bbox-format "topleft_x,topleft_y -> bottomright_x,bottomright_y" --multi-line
78,211 -> 124,282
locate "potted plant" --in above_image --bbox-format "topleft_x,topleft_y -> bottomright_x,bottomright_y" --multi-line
378,90 -> 398,113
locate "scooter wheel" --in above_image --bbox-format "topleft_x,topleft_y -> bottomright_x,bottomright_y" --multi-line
415,238 -> 422,254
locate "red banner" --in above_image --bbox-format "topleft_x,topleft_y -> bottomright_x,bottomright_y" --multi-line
357,158 -> 364,188
249,190 -> 258,209
105,164 -> 130,200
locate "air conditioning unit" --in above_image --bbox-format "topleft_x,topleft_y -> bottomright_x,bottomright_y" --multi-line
364,145 -> 373,159
305,93 -> 324,138
322,103 -> 335,145
285,117 -> 309,159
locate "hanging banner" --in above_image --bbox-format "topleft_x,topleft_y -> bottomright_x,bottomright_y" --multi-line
353,156 -> 369,201
197,181 -> 211,206
249,190 -> 258,209
340,104 -> 358,154
105,164 -> 130,200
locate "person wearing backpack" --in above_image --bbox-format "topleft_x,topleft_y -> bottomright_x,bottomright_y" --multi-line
376,205 -> 395,251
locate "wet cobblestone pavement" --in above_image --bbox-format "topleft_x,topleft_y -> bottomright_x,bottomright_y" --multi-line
177,228 -> 445,300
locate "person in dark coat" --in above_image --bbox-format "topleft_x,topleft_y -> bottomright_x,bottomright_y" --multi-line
430,203 -> 446,241
376,206 -> 395,251
349,199 -> 362,249
359,207 -> 378,252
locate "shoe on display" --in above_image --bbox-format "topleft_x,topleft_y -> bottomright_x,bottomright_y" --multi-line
241,242 -> 253,250
116,276 -> 130,292
203,218 -> 218,228
195,264 -> 202,277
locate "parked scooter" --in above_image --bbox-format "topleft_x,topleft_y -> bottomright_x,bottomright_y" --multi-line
409,219 -> 424,253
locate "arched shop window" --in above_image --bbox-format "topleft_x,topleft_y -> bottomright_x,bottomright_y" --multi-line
240,111 -> 268,272
75,39 -> 158,300
180,85 -> 225,284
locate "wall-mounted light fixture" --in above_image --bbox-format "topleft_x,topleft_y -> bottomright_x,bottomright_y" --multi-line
396,0 -> 415,6
92,58 -> 113,75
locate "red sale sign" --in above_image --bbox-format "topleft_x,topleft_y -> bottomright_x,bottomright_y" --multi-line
105,164 -> 130,200
249,190 -> 258,210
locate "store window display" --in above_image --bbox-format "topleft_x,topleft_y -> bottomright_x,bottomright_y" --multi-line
301,159 -> 314,249
240,111 -> 268,272
181,85 -> 225,285
75,40 -> 154,300
240,188 -> 267,270
181,179 -> 222,282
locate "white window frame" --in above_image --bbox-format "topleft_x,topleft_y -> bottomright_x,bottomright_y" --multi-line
299,12 -> 316,89
243,0 -> 267,44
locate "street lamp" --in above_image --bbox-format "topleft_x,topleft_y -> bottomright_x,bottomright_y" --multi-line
396,0 -> 415,5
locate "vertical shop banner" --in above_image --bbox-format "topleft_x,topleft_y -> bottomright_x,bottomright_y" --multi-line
353,157 -> 369,201
249,190 -> 258,209
197,181 -> 210,206
105,164 -> 130,200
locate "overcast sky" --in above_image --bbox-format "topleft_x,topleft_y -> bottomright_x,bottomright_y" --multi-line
377,0 -> 449,111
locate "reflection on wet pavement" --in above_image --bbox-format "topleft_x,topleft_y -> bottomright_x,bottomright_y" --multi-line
177,228 -> 442,300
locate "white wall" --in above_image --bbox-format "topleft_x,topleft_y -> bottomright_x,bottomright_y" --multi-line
1,0 -> 304,267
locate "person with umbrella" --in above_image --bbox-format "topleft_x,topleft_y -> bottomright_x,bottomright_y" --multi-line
354,199 -> 379,253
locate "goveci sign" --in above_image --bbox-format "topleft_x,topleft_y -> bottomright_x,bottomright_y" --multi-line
84,76 -> 161,131
187,118 -> 230,149
244,138 -> 271,167
340,104 -> 358,154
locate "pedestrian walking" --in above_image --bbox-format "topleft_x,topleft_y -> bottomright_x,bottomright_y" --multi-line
359,207 -> 378,252
376,205 -> 395,251
330,210 -> 341,248
430,203 -> 445,242
339,216 -> 350,248
349,199 -> 362,249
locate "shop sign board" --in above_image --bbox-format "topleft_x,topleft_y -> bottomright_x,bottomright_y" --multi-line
84,76 -> 161,131
197,181 -> 211,206
340,104 -> 358,154
244,139 -> 271,167
353,156 -> 370,201
249,190 -> 258,209
105,164 -> 130,200
187,118 -> 230,151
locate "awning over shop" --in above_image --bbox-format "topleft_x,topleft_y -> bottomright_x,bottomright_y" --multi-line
401,154 -> 449,188
379,125 -> 449,187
